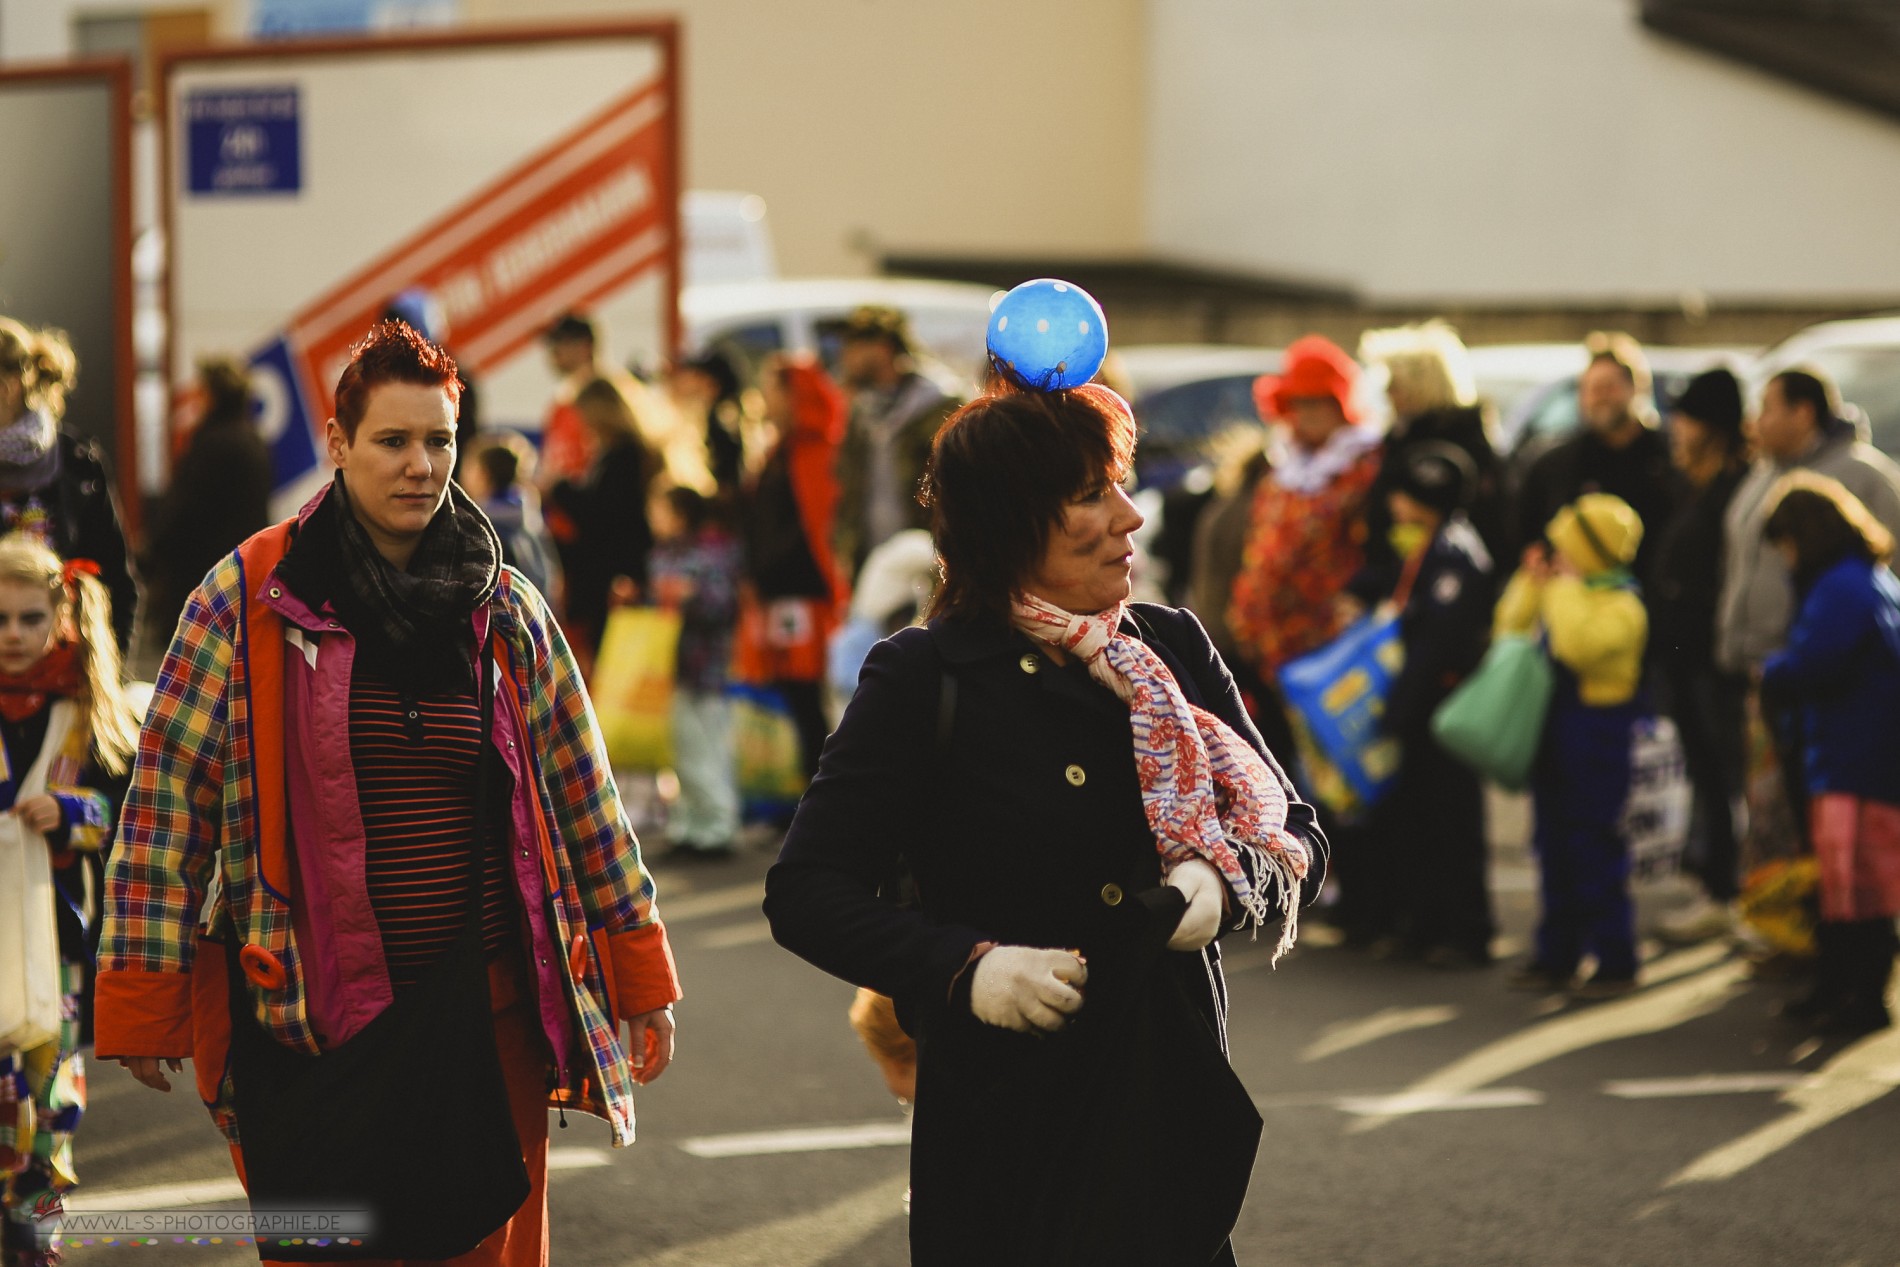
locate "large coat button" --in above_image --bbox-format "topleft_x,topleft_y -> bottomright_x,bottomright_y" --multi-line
1100,883 -> 1124,907
1064,764 -> 1086,786
1019,654 -> 1041,674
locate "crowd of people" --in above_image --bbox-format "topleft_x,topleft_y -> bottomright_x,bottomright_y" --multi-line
0,299 -> 966,1264
0,291 -> 1897,1265
1178,323 -> 1900,1028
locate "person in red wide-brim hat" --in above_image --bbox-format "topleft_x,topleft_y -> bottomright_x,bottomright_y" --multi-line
1229,334 -> 1380,678
1252,335 -> 1365,432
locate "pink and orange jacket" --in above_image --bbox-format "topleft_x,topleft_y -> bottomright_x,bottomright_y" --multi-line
96,489 -> 680,1146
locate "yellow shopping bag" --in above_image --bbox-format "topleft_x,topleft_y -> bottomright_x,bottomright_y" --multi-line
1738,856 -> 1818,960
591,607 -> 682,771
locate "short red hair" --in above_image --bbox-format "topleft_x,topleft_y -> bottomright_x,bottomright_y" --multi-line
333,320 -> 462,439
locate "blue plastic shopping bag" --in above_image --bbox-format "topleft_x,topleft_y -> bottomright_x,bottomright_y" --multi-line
1277,613 -> 1405,808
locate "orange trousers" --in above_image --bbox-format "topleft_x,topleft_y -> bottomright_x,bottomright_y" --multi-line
238,959 -> 553,1267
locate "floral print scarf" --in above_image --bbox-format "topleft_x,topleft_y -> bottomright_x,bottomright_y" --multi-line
1011,593 -> 1310,960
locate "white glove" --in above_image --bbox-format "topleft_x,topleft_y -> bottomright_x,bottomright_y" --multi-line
1165,858 -> 1224,951
970,946 -> 1088,1033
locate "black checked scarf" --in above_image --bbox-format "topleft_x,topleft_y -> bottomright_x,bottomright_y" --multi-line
324,473 -> 500,689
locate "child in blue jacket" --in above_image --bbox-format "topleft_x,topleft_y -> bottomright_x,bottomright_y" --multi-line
1761,473 -> 1900,1034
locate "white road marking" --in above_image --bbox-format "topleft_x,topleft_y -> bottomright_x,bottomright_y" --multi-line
1665,995 -> 1900,1188
626,1169 -> 908,1267
546,1147 -> 613,1170
1254,1090 -> 1381,1111
68,1178 -> 245,1212
679,1120 -> 912,1159
70,1148 -> 613,1212
1334,1088 -> 1545,1116
1604,1073 -> 1808,1099
1301,1005 -> 1459,1062
1252,1072 -> 1810,1116
1348,943 -> 1748,1133
701,919 -> 776,950
657,882 -> 767,923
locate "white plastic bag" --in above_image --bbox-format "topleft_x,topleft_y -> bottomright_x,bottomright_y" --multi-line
0,699 -> 78,1055
0,813 -> 61,1055
1624,715 -> 1693,883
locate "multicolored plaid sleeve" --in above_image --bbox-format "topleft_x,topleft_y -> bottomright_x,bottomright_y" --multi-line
507,576 -> 661,933
100,564 -> 236,974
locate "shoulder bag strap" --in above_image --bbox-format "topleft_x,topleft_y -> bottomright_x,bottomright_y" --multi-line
464,631 -> 496,931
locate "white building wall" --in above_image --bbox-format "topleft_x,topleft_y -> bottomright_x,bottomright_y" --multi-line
463,0 -> 1149,278
1146,0 -> 1900,304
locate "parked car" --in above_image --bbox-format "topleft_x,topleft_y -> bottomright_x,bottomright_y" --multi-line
1750,315 -> 1900,458
1114,344 -> 1285,492
681,277 -> 996,388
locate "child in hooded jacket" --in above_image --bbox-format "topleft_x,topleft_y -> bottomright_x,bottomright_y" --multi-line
648,485 -> 744,857
1495,493 -> 1648,997
0,536 -> 139,1267
1761,473 -> 1900,1034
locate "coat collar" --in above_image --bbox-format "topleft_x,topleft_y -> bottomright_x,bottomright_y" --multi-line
927,609 -> 1162,721
927,609 -> 1150,663
926,614 -> 1019,665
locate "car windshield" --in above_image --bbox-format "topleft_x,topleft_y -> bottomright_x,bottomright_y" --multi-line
708,319 -> 786,381
1136,374 -> 1263,451
1793,344 -> 1900,456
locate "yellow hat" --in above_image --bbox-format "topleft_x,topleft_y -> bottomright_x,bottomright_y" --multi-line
1547,492 -> 1643,573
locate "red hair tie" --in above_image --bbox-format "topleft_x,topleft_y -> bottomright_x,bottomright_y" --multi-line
61,558 -> 100,585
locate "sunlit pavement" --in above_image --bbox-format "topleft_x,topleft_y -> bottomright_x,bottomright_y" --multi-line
71,792 -> 1897,1266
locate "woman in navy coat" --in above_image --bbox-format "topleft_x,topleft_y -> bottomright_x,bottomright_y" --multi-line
765,382 -> 1327,1267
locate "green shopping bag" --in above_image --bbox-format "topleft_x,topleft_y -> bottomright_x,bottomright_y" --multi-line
1430,633 -> 1553,791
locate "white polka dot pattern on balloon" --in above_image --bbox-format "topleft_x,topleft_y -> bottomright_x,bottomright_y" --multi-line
1054,283 -> 1069,293
1079,321 -> 1090,335
1036,319 -> 1049,333
997,316 -> 1008,331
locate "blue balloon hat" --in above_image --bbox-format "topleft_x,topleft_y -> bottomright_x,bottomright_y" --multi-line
986,278 -> 1108,390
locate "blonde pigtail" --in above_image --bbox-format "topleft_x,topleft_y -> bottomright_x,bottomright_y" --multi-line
67,569 -> 138,776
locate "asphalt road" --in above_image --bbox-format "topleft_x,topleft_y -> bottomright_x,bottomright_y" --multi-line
67,792 -> 1898,1266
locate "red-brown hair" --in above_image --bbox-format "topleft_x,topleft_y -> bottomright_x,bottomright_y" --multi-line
922,383 -> 1136,628
333,320 -> 462,440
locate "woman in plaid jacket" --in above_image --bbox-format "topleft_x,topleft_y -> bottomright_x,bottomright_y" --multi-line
94,324 -> 681,1266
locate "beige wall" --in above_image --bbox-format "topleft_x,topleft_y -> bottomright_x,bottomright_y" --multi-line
465,0 -> 1148,277
1147,0 -> 1900,306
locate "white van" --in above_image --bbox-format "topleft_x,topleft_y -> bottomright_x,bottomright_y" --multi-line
681,276 -> 998,388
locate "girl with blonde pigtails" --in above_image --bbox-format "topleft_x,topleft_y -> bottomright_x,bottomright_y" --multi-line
0,535 -> 139,1267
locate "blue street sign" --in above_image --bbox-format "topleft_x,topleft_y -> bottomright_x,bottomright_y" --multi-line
185,86 -> 301,196
247,335 -> 321,498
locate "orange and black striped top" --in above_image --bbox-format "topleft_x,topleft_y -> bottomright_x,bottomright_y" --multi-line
350,670 -> 514,989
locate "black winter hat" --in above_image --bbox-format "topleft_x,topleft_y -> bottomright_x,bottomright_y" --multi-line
1393,441 -> 1476,515
1669,367 -> 1745,443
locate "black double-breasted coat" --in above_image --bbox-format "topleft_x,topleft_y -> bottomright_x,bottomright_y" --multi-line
765,603 -> 1326,1266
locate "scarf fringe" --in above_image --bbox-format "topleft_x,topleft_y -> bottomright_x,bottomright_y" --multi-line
1239,839 -> 1307,964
